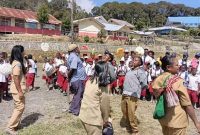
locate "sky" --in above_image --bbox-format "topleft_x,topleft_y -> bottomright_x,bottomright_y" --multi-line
75,0 -> 200,13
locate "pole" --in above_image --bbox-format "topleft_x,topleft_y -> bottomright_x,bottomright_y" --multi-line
71,0 -> 74,43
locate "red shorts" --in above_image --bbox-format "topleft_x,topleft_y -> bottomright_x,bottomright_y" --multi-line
110,80 -> 117,89
118,76 -> 125,87
188,89 -> 198,103
46,76 -> 53,85
141,88 -> 146,97
148,82 -> 153,94
26,73 -> 35,87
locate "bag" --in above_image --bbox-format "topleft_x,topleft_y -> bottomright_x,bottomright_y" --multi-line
98,63 -> 110,87
153,75 -> 170,119
102,122 -> 114,135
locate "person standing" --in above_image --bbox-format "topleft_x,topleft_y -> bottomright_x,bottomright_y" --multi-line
152,55 -> 200,135
0,52 -> 6,102
6,45 -> 27,135
67,44 -> 87,116
121,56 -> 147,135
26,54 -> 36,91
79,50 -> 116,135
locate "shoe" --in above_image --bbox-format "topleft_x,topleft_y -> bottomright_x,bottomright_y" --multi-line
63,93 -> 67,96
5,128 -> 18,135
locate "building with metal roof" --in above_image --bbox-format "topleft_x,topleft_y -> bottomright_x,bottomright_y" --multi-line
166,16 -> 200,28
108,18 -> 134,30
73,16 -> 132,40
0,7 -> 62,35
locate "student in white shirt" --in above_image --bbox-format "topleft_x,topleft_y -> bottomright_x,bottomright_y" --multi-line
26,54 -> 36,91
0,52 -> 6,102
187,68 -> 200,109
85,58 -> 94,77
179,64 -> 189,87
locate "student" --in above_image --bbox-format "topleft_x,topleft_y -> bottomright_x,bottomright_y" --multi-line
121,56 -> 147,135
152,55 -> 200,135
127,60 -> 133,72
85,58 -> 95,79
6,45 -> 27,135
179,64 -> 189,87
187,68 -> 200,109
110,60 -> 118,95
0,52 -> 6,102
26,54 -> 36,91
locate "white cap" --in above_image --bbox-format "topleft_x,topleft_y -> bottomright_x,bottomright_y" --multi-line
125,49 -> 129,53
120,57 -> 125,61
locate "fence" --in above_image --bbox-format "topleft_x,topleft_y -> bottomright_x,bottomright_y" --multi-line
0,40 -> 199,54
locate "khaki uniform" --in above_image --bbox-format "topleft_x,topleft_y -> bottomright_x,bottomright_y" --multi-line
121,95 -> 138,133
7,60 -> 26,129
152,72 -> 191,135
79,80 -> 111,135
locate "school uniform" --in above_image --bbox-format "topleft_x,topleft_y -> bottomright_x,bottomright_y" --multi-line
57,65 -> 68,92
26,59 -> 36,88
0,62 -> 7,100
179,71 -> 189,87
152,72 -> 192,135
7,60 -> 26,130
44,63 -> 55,85
187,74 -> 200,103
117,65 -> 127,89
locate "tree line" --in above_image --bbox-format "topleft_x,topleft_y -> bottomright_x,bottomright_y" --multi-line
1,0 -> 200,31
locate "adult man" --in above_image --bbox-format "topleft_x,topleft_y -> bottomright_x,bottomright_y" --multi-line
79,50 -> 116,135
67,44 -> 87,116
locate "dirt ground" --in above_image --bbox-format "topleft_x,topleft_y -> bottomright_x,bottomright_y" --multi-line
0,65 -> 200,135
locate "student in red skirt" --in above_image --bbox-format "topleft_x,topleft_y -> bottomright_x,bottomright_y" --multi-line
2,52 -> 10,98
117,58 -> 128,94
0,52 -> 6,102
43,59 -> 57,91
187,67 -> 200,109
26,54 -> 36,91
57,60 -> 68,96
110,60 -> 118,95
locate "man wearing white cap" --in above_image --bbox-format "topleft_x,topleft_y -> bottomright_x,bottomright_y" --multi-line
67,44 -> 87,116
121,49 -> 132,67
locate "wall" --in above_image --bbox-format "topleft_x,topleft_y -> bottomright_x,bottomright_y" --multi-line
78,20 -> 102,38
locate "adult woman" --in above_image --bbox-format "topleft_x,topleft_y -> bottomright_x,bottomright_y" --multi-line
6,45 -> 26,135
152,55 -> 200,135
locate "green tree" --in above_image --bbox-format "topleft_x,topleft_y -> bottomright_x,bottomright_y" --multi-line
37,4 -> 49,24
84,36 -> 89,43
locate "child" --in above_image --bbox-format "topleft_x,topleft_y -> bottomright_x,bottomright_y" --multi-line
43,59 -> 57,91
179,64 -> 189,87
117,58 -> 128,93
187,68 -> 200,109
152,55 -> 200,135
127,60 -> 133,72
85,58 -> 95,79
0,52 -> 6,102
110,60 -> 118,95
57,61 -> 68,96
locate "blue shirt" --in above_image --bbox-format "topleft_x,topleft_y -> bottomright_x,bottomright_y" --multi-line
68,52 -> 86,82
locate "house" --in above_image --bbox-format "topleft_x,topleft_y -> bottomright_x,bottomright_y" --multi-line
166,16 -> 200,28
0,7 -> 62,36
73,16 -> 132,40
108,18 -> 134,30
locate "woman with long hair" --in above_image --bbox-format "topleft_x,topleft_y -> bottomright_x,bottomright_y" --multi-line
6,45 -> 27,135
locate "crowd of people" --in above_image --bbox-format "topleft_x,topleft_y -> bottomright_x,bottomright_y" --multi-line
1,44 -> 200,135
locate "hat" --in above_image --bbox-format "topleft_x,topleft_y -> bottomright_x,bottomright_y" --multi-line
68,44 -> 78,52
120,57 -> 125,61
98,54 -> 102,57
84,56 -> 88,59
125,49 -> 129,53
86,58 -> 93,63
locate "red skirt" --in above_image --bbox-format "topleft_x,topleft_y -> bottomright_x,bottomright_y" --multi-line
110,80 -> 117,89
188,89 -> 198,103
141,88 -> 147,97
62,78 -> 69,92
26,73 -> 35,87
118,76 -> 125,87
148,82 -> 154,94
57,71 -> 65,88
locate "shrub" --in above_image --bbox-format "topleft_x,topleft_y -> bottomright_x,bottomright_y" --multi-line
84,36 -> 89,43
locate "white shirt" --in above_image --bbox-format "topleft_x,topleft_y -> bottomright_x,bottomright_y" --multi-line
151,68 -> 163,78
59,65 -> 68,77
54,58 -> 63,67
142,55 -> 153,64
83,62 -> 87,67
28,59 -> 36,73
187,74 -> 200,91
85,64 -> 94,76
0,63 -> 6,82
178,59 -> 191,67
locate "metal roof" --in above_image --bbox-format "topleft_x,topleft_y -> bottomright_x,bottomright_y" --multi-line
0,7 -> 61,24
148,26 -> 187,32
102,23 -> 124,31
108,18 -> 134,28
168,16 -> 200,23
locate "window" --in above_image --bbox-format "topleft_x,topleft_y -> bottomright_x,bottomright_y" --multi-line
0,17 -> 11,26
26,22 -> 37,29
124,32 -> 127,37
42,24 -> 55,30
108,31 -> 113,35
55,24 -> 60,30
118,32 -> 122,36
15,19 -> 25,28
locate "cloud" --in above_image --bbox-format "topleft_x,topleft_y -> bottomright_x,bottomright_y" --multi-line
75,0 -> 95,13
